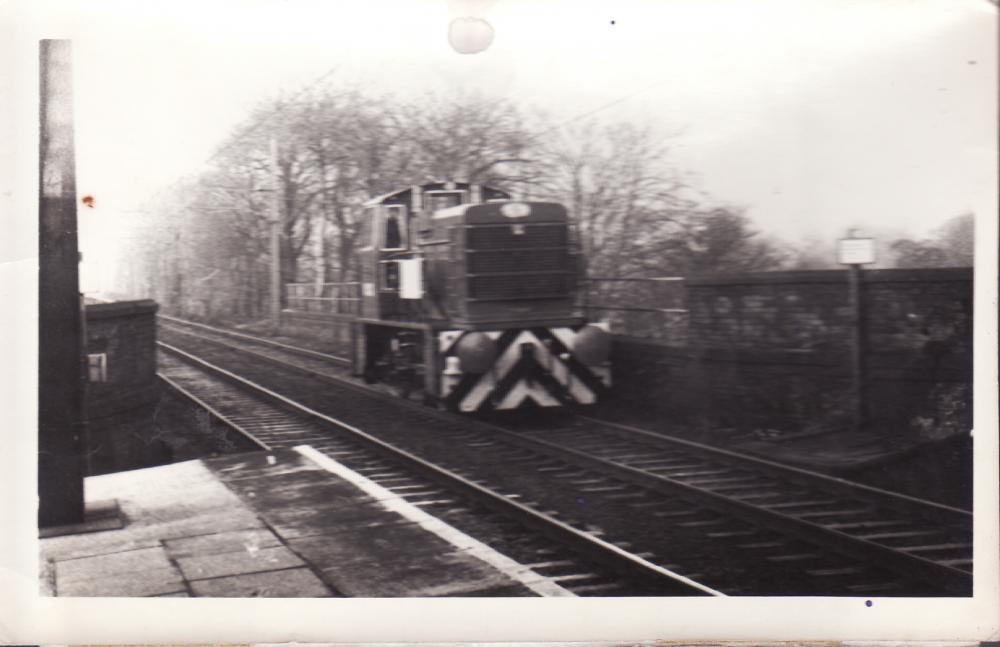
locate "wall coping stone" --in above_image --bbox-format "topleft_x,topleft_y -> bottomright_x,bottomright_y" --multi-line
686,267 -> 971,287
85,299 -> 159,320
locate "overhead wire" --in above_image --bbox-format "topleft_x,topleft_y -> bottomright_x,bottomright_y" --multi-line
154,64 -> 670,208
208,66 -> 666,164
205,65 -> 341,164
534,78 -> 671,139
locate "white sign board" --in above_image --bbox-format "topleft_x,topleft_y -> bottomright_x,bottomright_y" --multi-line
837,237 -> 876,265
398,258 -> 423,299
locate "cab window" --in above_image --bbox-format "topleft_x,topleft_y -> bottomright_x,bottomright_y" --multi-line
380,205 -> 407,250
425,191 -> 465,213
380,261 -> 400,290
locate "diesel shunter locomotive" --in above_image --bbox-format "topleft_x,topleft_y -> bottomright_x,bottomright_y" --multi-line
353,181 -> 611,412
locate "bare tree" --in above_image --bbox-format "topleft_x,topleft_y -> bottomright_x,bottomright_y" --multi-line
123,85 -> 798,324
402,92 -> 542,192
305,90 -> 416,283
891,213 -> 975,268
538,120 -> 696,279
648,207 -> 789,276
785,236 -> 840,270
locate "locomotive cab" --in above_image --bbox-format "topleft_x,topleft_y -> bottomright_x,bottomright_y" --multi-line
357,182 -> 508,321
356,200 -> 414,320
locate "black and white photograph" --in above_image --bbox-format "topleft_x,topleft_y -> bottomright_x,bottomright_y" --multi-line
2,0 -> 998,642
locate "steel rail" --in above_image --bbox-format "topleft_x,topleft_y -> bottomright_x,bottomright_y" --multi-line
571,414 -> 973,530
157,318 -> 971,593
158,317 -> 970,523
156,373 -> 273,451
157,340 -> 723,597
468,418 -> 972,595
158,314 -> 349,364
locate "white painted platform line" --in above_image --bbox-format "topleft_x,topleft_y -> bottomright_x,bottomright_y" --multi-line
293,444 -> 576,597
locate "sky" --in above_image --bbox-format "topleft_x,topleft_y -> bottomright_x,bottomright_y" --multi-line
3,0 -> 997,290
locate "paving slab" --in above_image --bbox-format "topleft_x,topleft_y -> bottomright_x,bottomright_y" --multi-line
55,546 -> 175,583
163,527 -> 283,558
41,446 -> 546,598
189,567 -> 334,597
208,451 -> 324,481
263,503 -> 417,540
227,471 -> 383,503
205,448 -> 538,597
176,545 -> 305,581
286,517 -> 461,566
57,565 -> 185,597
41,459 -> 264,563
39,459 -> 275,597
220,468 -> 372,505
316,549 -> 525,597
286,523 -> 522,597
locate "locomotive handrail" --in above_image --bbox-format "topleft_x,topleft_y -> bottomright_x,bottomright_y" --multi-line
466,269 -> 574,277
466,246 -> 568,252
585,276 -> 685,282
286,281 -> 362,313
286,281 -> 361,290
577,276 -> 689,340
585,304 -> 688,314
288,295 -> 361,301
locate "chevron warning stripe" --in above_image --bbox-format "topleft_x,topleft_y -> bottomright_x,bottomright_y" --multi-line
439,326 -> 611,412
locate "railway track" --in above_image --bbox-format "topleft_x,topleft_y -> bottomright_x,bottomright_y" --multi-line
490,413 -> 973,593
159,344 -> 718,597
156,315 -> 971,595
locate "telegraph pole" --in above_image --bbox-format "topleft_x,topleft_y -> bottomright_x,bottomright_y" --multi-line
38,39 -> 85,527
270,136 -> 282,331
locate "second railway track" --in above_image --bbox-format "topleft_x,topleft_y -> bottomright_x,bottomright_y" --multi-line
157,315 -> 972,596
159,344 -> 717,597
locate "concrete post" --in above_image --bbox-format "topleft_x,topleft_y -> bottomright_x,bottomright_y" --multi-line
38,39 -> 86,527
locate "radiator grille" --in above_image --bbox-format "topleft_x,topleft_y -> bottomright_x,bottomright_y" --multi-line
464,222 -> 573,302
466,224 -> 567,250
468,249 -> 568,274
468,273 -> 570,300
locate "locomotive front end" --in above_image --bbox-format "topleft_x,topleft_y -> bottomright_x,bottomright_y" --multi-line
425,200 -> 612,411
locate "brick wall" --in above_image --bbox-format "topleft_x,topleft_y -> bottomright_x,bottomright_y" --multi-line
277,269 -> 972,441
685,268 -> 972,354
862,269 -> 972,354
84,299 -> 161,474
687,272 -> 851,351
613,268 -> 972,439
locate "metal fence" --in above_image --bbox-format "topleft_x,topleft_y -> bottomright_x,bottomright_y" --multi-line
581,277 -> 688,344
286,282 -> 360,315
283,276 -> 689,342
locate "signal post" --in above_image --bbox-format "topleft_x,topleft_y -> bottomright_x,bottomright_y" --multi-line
837,231 -> 876,433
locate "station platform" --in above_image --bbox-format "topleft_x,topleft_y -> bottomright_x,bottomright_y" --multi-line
39,446 -> 550,597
